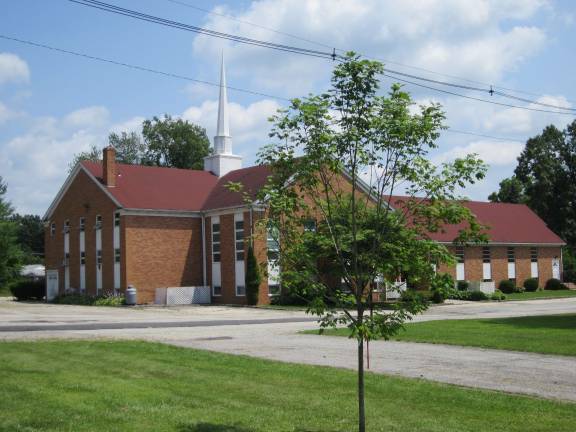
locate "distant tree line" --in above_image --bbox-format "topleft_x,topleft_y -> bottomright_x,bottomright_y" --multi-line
489,120 -> 576,281
69,114 -> 211,172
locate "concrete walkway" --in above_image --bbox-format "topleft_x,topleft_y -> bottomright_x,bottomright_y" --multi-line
1,297 -> 575,402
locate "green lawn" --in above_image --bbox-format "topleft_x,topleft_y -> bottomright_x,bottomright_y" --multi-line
309,314 -> 576,356
504,290 -> 576,301
1,341 -> 575,431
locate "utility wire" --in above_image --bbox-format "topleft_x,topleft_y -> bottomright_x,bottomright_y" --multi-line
67,0 -> 336,60
164,0 -> 334,50
382,72 -> 575,116
0,34 -> 290,101
0,33 -> 550,143
165,0 -> 573,104
69,0 -> 574,115
382,69 -> 576,112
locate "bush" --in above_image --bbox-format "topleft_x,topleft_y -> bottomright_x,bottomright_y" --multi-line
490,290 -> 507,301
400,289 -> 428,305
498,280 -> 516,294
93,295 -> 125,306
429,273 -> 456,304
430,289 -> 444,304
523,278 -> 539,292
10,278 -> 45,300
467,290 -> 489,301
53,293 -> 125,306
456,280 -> 469,291
514,286 -> 525,293
544,278 -> 568,291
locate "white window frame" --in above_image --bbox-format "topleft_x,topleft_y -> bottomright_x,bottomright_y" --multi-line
507,247 -> 516,280
482,247 -> 491,281
530,247 -> 539,278
455,246 -> 465,281
234,219 -> 244,262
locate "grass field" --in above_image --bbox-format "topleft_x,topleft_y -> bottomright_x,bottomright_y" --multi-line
504,290 -> 576,301
1,340 -> 575,431
308,314 -> 576,356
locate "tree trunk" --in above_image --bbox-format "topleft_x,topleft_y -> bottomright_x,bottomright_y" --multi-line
358,336 -> 366,432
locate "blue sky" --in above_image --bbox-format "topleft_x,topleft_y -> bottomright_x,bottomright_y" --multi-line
1,0 -> 575,215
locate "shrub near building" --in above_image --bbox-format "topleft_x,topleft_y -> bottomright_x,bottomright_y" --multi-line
498,280 -> 516,294
523,277 -> 539,292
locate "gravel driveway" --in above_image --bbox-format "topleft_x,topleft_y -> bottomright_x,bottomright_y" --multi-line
1,297 -> 575,402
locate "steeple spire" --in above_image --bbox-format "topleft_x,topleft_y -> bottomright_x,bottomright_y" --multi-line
216,52 -> 230,140
203,51 -> 242,176
214,51 -> 232,154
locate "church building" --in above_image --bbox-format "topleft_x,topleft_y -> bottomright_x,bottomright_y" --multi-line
43,58 -> 565,304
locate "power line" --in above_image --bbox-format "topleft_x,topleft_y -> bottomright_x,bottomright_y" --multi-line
164,0 -> 334,50
0,33 -> 537,144
382,72 -> 575,116
446,129 -> 524,143
68,0 -> 574,116
0,34 -> 290,101
165,0 -> 572,104
67,0 -> 337,60
382,69 -> 576,112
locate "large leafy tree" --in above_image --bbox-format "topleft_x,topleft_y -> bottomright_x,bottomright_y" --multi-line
254,54 -> 487,431
67,132 -> 145,172
488,176 -> 526,203
142,115 -> 211,169
10,214 -> 44,264
0,177 -> 23,289
488,121 -> 576,280
69,116 -> 211,171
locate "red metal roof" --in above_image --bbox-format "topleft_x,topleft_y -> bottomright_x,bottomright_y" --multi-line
80,161 -> 564,244
201,164 -> 272,210
82,161 -> 219,211
390,196 -> 565,245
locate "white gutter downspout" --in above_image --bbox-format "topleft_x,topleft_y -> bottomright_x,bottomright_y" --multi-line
201,214 -> 207,287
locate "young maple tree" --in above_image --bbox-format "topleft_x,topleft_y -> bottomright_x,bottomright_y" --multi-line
250,53 -> 487,431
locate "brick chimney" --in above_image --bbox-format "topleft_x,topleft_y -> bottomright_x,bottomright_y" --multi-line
103,146 -> 116,187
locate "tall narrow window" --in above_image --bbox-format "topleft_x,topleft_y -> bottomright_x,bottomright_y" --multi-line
97,250 -> 102,266
530,247 -> 539,278
95,215 -> 102,230
114,248 -> 121,263
80,251 -> 86,265
114,212 -> 120,227
235,220 -> 244,261
455,246 -> 465,281
63,220 -> 70,234
50,222 -> 56,237
79,217 -> 85,232
507,247 -> 516,280
482,247 -> 491,281
212,222 -> 221,263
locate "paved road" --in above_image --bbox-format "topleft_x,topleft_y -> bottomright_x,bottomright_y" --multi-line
1,297 -> 575,402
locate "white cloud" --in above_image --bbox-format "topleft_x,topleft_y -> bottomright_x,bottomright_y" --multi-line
192,0 -> 549,96
433,139 -> 523,166
63,106 -> 110,129
0,101 -> 21,124
109,116 -> 145,135
0,53 -> 30,85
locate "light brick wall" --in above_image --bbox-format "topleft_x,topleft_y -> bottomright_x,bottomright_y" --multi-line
44,169 -> 118,296
437,245 -> 563,289
123,215 -> 203,304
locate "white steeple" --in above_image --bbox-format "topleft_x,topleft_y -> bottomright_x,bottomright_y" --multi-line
204,51 -> 242,176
